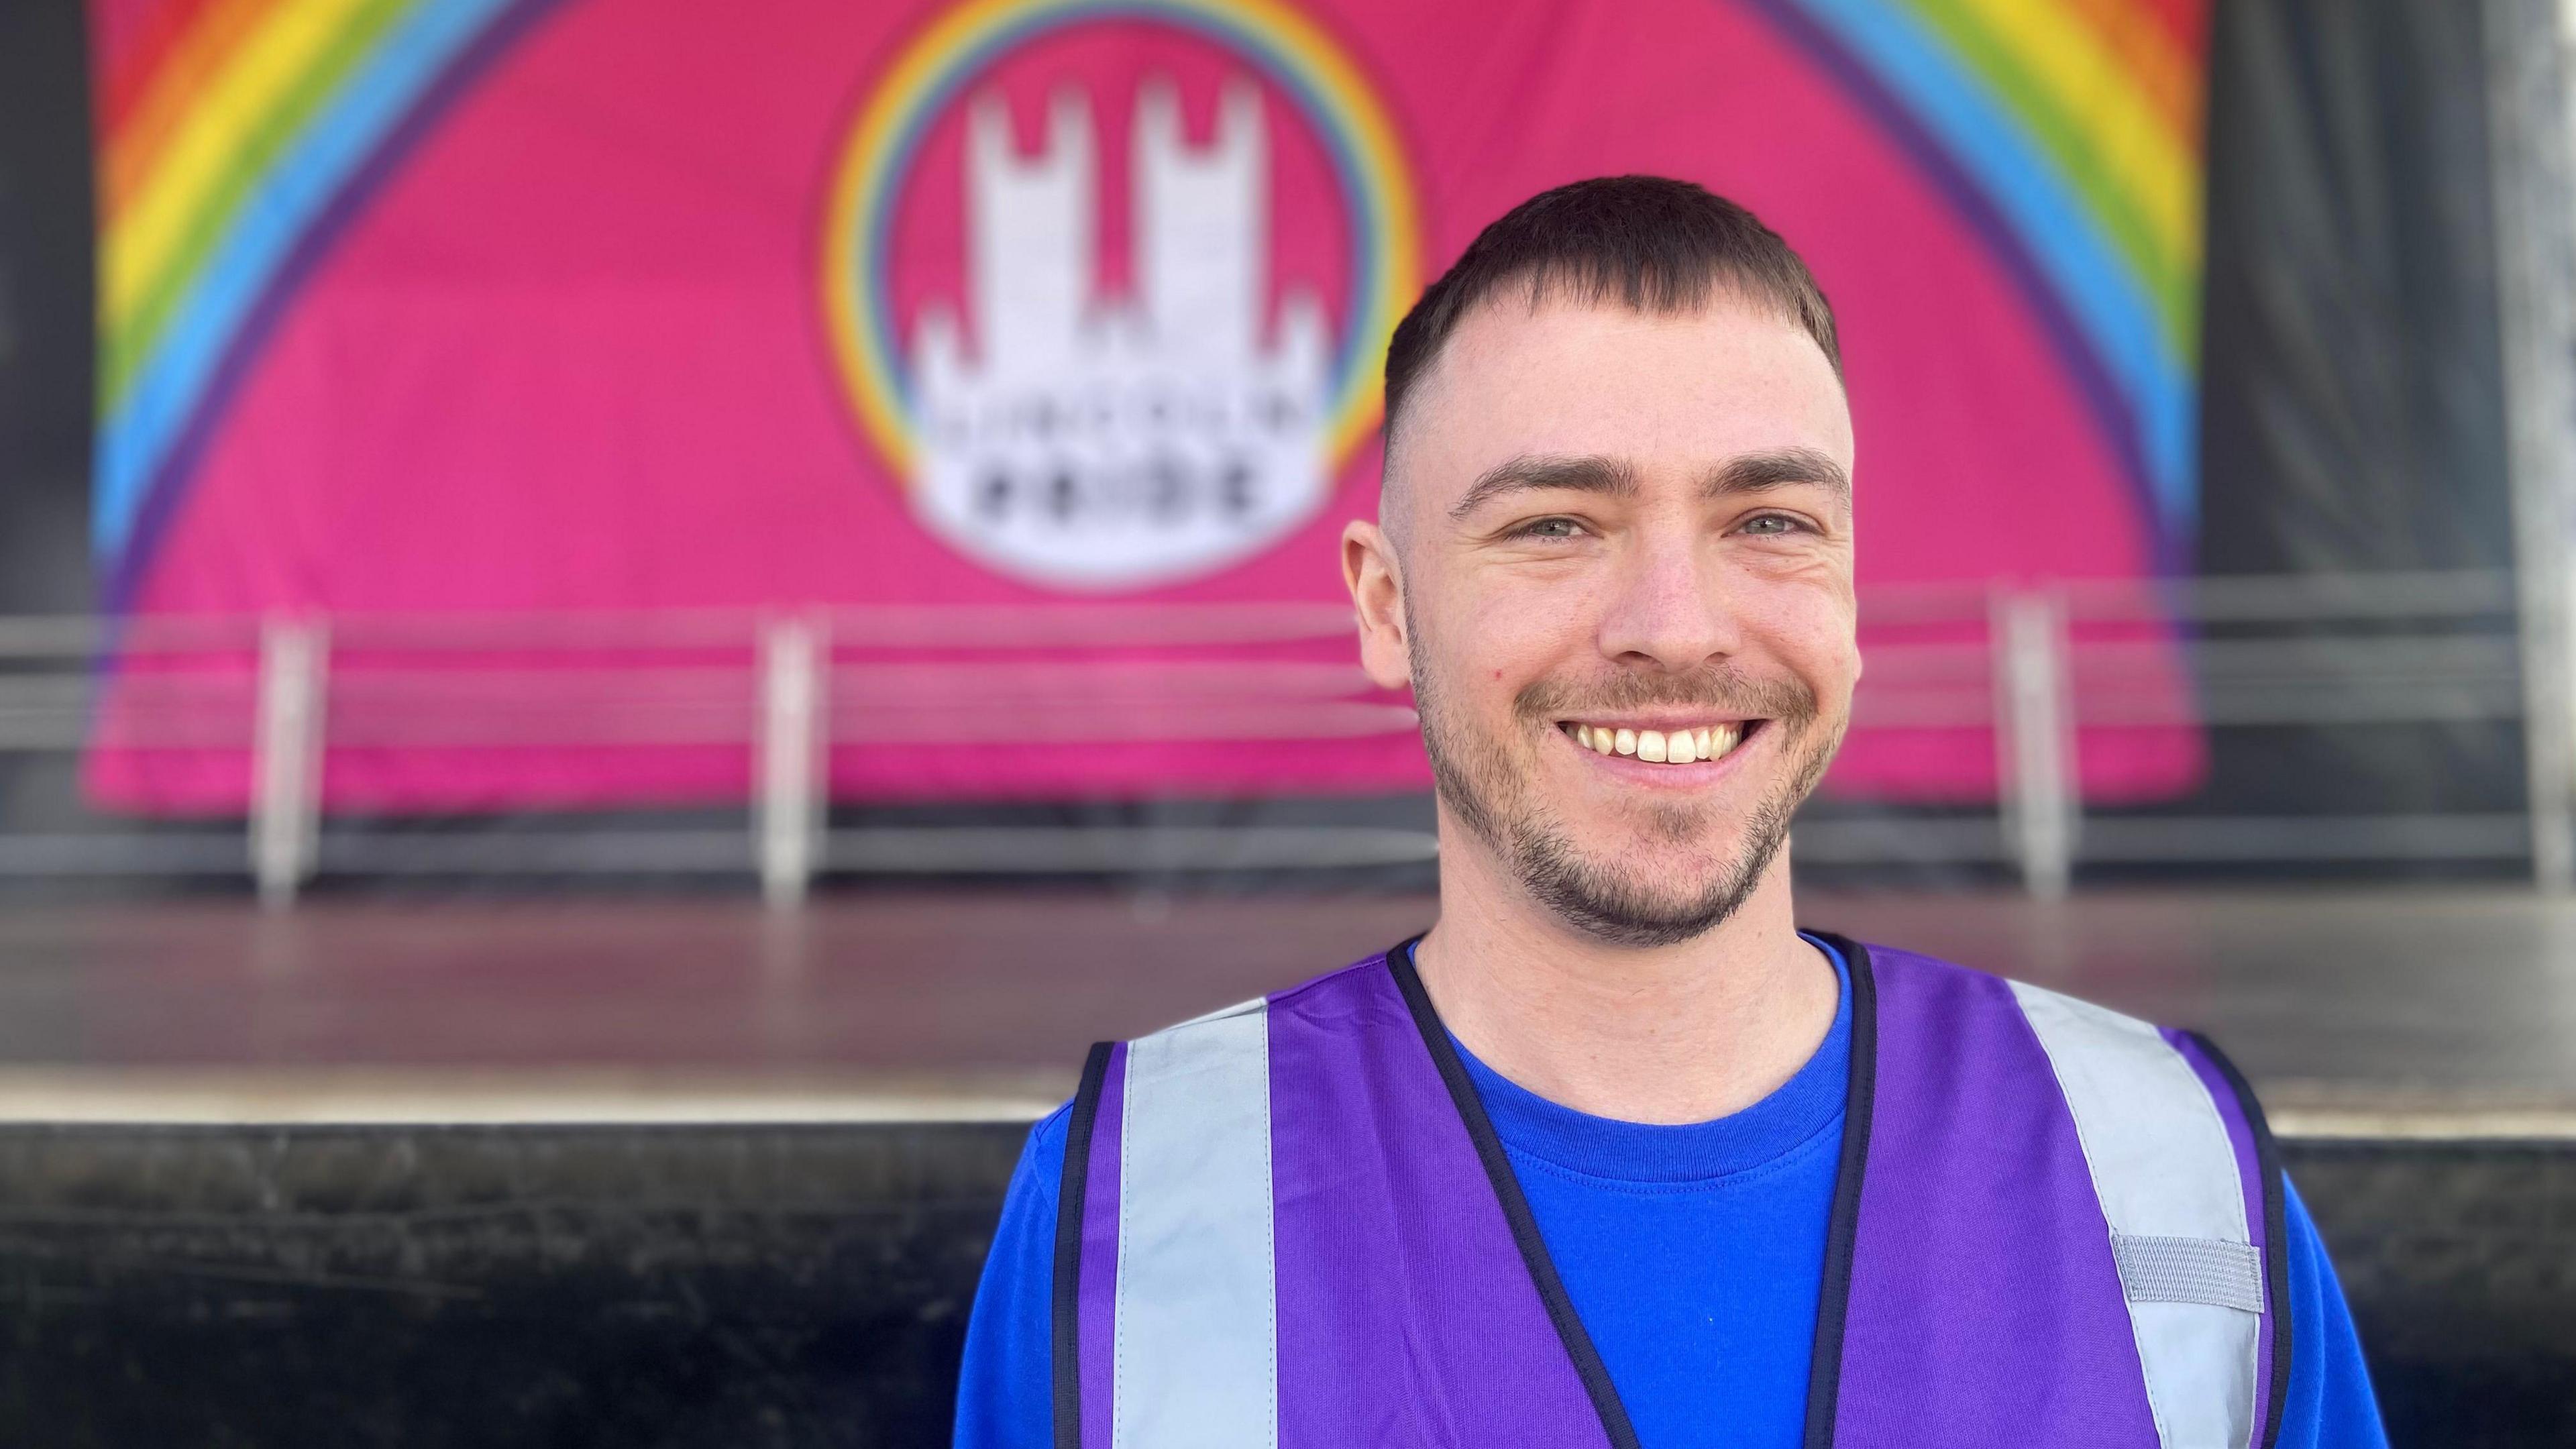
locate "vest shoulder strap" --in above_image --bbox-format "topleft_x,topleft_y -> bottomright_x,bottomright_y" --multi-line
2007,979 -> 2271,1449
1057,996 -> 1277,1449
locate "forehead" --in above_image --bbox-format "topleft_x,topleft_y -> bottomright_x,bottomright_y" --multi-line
1397,293 -> 1852,504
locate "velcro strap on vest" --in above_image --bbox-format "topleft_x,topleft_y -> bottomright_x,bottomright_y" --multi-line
2112,1233 -> 2265,1314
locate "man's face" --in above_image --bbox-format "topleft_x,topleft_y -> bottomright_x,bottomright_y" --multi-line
1352,292 -> 1859,947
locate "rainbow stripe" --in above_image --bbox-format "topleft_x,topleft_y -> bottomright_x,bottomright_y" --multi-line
1760,0 -> 2210,537
821,0 -> 1420,481
89,0 -> 553,585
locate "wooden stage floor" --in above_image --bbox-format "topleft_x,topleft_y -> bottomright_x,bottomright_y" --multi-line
0,885 -> 2567,1135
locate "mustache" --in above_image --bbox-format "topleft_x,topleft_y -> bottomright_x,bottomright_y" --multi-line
1513,665 -> 1819,727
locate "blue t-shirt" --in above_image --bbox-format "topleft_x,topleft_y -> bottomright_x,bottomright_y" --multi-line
955,938 -> 2387,1446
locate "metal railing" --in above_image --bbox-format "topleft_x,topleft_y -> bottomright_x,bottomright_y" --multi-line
0,602 -> 1423,904
1815,569 -> 2548,896
0,570 -> 2556,902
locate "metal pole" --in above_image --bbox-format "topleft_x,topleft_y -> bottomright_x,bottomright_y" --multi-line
2485,0 -> 2576,891
250,616 -> 327,908
757,614 -> 828,906
1993,588 -> 2078,900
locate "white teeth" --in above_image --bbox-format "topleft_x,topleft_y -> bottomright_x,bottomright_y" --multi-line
1572,721 -> 1750,765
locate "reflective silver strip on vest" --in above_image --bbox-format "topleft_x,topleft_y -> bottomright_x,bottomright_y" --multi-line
2010,982 -> 2261,1449
1114,996 -> 1277,1449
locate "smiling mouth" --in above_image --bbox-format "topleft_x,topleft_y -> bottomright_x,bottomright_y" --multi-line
1558,720 -> 1760,765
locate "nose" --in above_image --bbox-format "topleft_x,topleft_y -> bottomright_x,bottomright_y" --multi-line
1596,525 -> 1741,671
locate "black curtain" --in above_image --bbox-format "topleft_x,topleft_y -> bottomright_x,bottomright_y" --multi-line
0,0 -> 99,853
0,0 -> 91,615
2190,0 -> 2524,821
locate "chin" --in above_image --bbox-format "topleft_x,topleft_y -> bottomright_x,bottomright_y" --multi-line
1552,833 -> 1756,896
1529,864 -> 1764,949
1584,803 -> 1753,857
1521,800 -> 1795,943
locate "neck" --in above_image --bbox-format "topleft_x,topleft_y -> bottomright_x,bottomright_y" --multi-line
1411,816 -> 1838,1126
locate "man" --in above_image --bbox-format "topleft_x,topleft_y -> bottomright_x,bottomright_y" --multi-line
957,176 -> 2385,1448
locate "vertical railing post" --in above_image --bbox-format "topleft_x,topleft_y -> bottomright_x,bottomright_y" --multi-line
250,616 -> 327,908
757,614 -> 828,906
2483,0 -> 2576,890
1993,588 -> 2078,900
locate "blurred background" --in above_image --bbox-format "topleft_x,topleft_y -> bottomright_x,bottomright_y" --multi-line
2,0 -> 2574,1444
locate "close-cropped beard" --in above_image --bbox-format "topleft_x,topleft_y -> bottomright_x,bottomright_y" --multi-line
1409,617 -> 1843,948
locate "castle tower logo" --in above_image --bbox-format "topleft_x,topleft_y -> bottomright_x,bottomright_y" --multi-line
822,0 -> 1418,590
911,81 -> 1333,586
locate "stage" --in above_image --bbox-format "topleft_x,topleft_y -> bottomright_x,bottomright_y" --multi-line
0,885 -> 2568,1128
0,887 -> 2567,1445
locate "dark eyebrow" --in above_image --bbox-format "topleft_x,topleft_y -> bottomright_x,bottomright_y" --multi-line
1448,454 -> 1640,521
1446,447 -> 1849,523
1706,447 -> 1849,500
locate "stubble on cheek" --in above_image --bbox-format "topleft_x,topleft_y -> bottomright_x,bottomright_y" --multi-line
1405,614 -> 1542,859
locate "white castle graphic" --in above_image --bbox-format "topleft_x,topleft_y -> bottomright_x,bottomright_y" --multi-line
909,79 -> 1332,588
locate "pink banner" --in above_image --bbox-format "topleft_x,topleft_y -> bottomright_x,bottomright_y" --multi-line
91,0 -> 2208,813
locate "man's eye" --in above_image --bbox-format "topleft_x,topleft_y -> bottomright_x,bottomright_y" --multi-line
1514,517 -> 1587,539
1739,514 -> 1806,537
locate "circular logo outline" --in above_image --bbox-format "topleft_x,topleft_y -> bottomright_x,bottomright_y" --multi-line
820,0 -> 1419,484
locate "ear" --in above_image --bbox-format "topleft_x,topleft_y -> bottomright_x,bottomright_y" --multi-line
1342,518 -> 1412,691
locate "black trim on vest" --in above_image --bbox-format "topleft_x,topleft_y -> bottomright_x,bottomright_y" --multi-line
2185,1029 -> 2294,1449
1799,932 -> 1876,1449
1052,1040 -> 1114,1449
1388,938 -> 1644,1449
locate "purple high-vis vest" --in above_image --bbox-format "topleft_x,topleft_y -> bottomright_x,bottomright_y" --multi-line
1051,937 -> 2290,1449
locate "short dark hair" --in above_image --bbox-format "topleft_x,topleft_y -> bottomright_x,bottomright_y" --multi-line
1381,176 -> 1841,453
